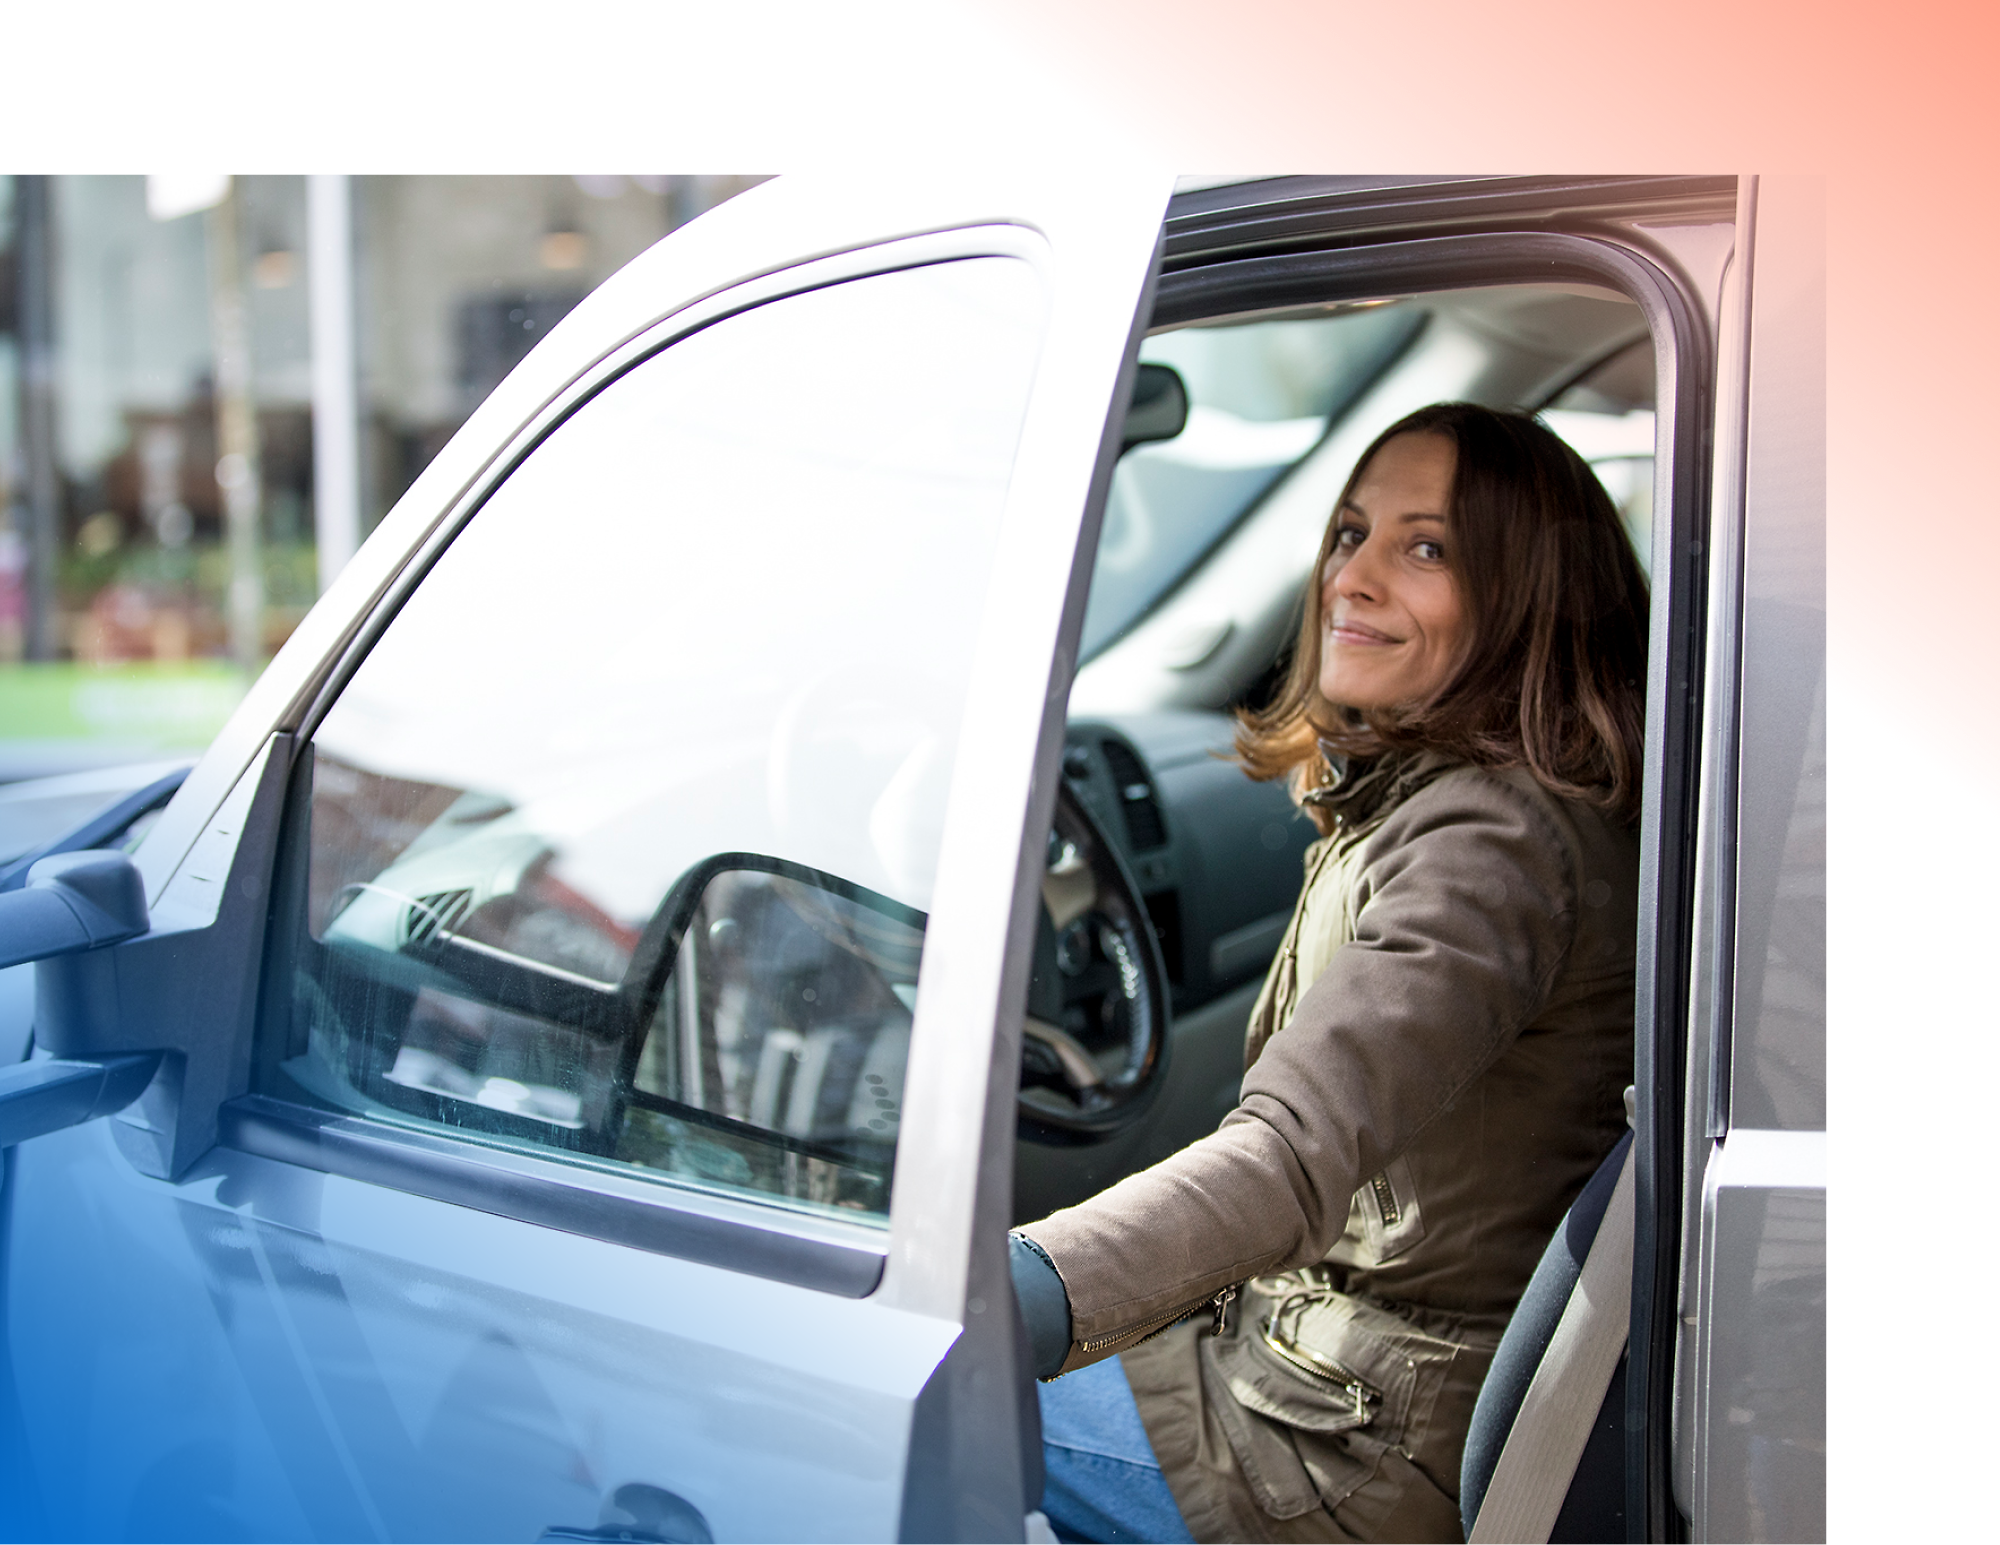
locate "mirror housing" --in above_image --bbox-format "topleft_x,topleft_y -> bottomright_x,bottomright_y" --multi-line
24,735 -> 294,1176
0,851 -> 157,1150
0,850 -> 150,971
1120,362 -> 1188,453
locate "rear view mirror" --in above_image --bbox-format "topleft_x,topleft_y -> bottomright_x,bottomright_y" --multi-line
1121,362 -> 1188,453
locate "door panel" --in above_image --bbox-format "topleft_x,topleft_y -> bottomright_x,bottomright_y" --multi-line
3,175 -> 1173,1542
7,1119 -> 954,1541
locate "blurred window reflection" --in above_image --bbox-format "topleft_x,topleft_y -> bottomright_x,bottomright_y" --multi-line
268,257 -> 1047,1224
0,175 -> 760,781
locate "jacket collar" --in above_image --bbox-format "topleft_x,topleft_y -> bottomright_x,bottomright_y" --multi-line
1303,740 -> 1457,832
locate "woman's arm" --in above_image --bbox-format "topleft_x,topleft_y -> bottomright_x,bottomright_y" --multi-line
1017,766 -> 1584,1375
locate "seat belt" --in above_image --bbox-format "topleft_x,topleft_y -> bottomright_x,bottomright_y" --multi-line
1467,1143 -> 1636,1544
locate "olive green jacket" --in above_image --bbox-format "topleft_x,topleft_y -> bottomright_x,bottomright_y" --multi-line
1019,758 -> 1637,1541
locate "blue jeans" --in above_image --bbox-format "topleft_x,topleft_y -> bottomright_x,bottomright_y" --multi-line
1037,1355 -> 1194,1544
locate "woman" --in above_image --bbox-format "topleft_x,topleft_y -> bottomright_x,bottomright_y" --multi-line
1012,402 -> 1650,1543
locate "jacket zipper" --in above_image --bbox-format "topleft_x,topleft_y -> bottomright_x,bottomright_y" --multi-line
1076,1284 -> 1241,1357
1370,1171 -> 1402,1227
1258,1315 -> 1383,1425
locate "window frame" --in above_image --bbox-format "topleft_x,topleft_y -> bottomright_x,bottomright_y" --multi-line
231,226 -> 1064,1298
1143,214 -> 1720,1536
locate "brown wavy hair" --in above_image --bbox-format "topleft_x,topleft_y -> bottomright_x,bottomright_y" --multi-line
1235,402 -> 1650,829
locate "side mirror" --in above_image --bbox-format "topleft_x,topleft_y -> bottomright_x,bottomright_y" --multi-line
1121,362 -> 1189,454
0,850 -> 158,1149
11,733 -> 292,1177
0,850 -> 150,971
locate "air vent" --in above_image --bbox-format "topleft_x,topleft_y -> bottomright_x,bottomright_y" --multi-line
400,888 -> 473,947
1100,739 -> 1167,851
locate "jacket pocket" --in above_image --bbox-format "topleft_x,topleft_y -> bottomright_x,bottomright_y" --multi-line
1200,1279 -> 1475,1519
1357,1154 -> 1427,1265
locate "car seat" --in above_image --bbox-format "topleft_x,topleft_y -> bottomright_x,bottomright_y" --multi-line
1460,1128 -> 1635,1543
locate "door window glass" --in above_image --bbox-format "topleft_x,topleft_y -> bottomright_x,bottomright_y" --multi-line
1540,337 -> 1657,572
1080,305 -> 1424,660
264,258 -> 1046,1224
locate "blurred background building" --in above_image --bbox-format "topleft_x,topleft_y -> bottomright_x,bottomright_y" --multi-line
0,175 -> 763,781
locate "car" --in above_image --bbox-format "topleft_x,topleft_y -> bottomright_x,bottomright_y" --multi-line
0,173 -> 1822,1542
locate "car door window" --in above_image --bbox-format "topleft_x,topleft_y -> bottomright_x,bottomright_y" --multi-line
1080,304 -> 1423,659
1540,336 -> 1656,571
262,257 -> 1046,1226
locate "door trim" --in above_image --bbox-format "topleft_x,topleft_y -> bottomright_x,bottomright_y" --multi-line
222,1095 -> 890,1296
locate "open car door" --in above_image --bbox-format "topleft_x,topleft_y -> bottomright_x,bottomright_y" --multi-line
0,174 -> 1172,1543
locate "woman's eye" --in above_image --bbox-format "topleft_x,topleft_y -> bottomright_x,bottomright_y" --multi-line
1413,539 -> 1445,563
1335,524 -> 1365,550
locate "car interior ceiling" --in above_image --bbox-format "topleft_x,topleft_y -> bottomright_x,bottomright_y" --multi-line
1015,280 -> 1656,1221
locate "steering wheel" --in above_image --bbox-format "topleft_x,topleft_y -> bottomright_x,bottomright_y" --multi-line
1018,779 -> 1171,1139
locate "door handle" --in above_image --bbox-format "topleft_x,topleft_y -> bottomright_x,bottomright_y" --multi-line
539,1484 -> 712,1545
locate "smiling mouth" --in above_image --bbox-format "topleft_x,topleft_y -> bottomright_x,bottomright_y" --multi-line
1327,619 -> 1401,646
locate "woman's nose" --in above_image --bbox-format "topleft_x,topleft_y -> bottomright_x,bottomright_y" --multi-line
1331,543 -> 1381,602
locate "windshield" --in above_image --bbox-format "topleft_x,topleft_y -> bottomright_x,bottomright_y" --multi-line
1079,304 -> 1425,660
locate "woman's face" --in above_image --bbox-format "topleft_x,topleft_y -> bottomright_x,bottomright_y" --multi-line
1317,431 -> 1466,712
